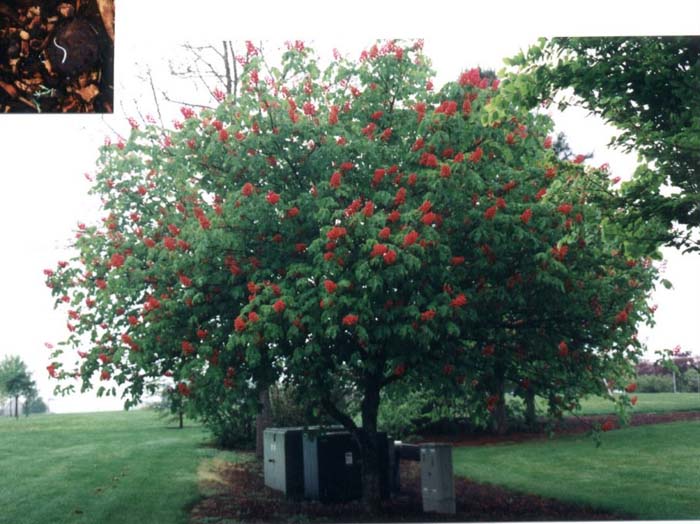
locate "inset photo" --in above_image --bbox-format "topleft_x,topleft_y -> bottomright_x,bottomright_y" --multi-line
0,0 -> 114,113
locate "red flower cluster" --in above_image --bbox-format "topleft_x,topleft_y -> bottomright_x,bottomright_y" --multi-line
551,244 -> 569,261
557,203 -> 573,215
266,191 -> 280,205
177,382 -> 191,397
469,147 -> 483,163
484,206 -> 497,220
182,341 -> 195,355
403,230 -> 419,247
330,171 -> 342,188
273,300 -> 286,313
420,309 -> 436,321
242,182 -> 254,196
179,274 -> 192,287
450,294 -> 468,307
342,314 -> 359,326
109,253 -> 125,269
558,341 -> 569,357
327,226 -> 347,240
520,208 -> 532,224
324,280 -> 337,293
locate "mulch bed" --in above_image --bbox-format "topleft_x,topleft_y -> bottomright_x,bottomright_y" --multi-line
190,412 -> 699,523
0,0 -> 114,113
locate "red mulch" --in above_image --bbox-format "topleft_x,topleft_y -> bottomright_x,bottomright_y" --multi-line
190,411 -> 699,523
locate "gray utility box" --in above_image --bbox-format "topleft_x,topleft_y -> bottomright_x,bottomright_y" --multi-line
303,431 -> 391,503
263,427 -> 305,499
420,443 -> 456,514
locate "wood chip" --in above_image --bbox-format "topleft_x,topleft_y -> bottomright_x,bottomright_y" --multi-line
76,84 -> 99,102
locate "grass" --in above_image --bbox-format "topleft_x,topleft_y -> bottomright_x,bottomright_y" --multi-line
453,420 -> 700,519
0,409 -> 233,524
576,392 -> 700,415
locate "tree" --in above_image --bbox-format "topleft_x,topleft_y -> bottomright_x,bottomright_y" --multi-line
500,37 -> 700,252
0,356 -> 35,419
45,40 -> 657,509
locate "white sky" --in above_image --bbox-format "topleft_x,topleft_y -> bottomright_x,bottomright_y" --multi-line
0,0 -> 698,413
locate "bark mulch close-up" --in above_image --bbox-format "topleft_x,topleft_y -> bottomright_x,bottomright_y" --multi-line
0,0 -> 114,113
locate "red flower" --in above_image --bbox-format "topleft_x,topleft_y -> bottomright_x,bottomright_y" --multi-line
601,419 -> 615,432
419,152 -> 438,167
394,187 -> 407,206
361,122 -> 376,138
345,198 -> 362,217
330,171 -> 342,188
412,137 -> 425,151
47,364 -> 58,378
177,382 -> 191,397
295,243 -> 307,253
615,310 -> 628,324
370,244 -> 388,258
340,162 -> 354,171
387,210 -> 401,223
450,256 -> 465,266
328,105 -> 339,125
482,344 -> 495,357
535,188 -> 547,201
421,212 -> 438,225
573,154 -> 586,164
520,208 -> 532,224
484,206 -> 497,220
370,110 -> 383,120
380,128 -> 393,141
403,230 -> 419,247
109,253 -> 125,268
234,316 -> 246,332
342,314 -> 359,326
273,300 -> 286,314
469,147 -> 483,163
630,396 -> 638,405
544,136 -> 553,149
179,274 -> 192,287
219,129 -> 229,142
557,203 -> 573,215
625,383 -> 637,393
372,168 -> 385,186
182,341 -> 195,355
440,164 -> 451,178
144,238 -> 156,248
286,207 -> 300,218
420,309 -> 436,321
242,182 -> 254,196
394,363 -> 406,377
197,328 -> 208,339
248,311 -> 259,323
551,244 -> 569,261
327,226 -> 347,240
128,315 -> 139,326
100,370 -> 111,381
302,102 -> 316,116
450,294 -> 468,307
324,280 -> 337,293
383,249 -> 397,265
558,341 -> 569,357
266,191 -> 280,205
362,201 -> 375,217
496,197 -> 506,209
378,227 -> 391,240
163,237 -> 177,251
96,279 -> 107,289
545,167 -> 557,179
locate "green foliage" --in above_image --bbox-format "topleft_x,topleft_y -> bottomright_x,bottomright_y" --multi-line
636,374 -> 675,393
44,41 -> 659,462
0,356 -> 35,416
505,37 -> 700,251
453,421 -> 700,519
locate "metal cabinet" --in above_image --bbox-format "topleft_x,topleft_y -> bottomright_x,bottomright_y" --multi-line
420,443 -> 456,514
263,427 -> 305,499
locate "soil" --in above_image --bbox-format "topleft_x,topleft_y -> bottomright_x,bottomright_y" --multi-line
190,412 -> 698,523
0,0 -> 114,113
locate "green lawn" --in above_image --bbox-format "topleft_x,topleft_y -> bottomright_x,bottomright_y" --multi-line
0,410 -> 230,524
576,392 -> 700,415
454,420 -> 700,519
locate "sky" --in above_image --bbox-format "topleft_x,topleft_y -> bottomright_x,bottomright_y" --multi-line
0,0 -> 698,413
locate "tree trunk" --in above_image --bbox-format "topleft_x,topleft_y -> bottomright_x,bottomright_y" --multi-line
178,409 -> 184,429
14,396 -> 19,419
255,386 -> 272,459
491,371 -> 507,435
356,377 -> 382,513
524,389 -> 537,430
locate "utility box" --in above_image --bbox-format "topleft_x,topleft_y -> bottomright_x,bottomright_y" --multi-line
303,431 -> 362,503
302,431 -> 391,503
263,427 -> 305,499
420,443 -> 456,514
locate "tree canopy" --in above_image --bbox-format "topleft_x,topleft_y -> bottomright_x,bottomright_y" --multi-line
500,36 -> 700,252
0,355 -> 35,418
45,40 -> 659,506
